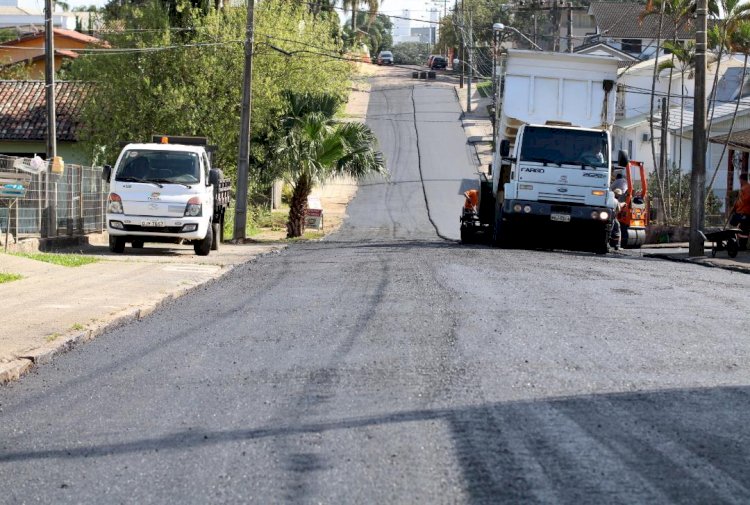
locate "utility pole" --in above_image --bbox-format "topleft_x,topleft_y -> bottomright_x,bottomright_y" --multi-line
689,0 -> 707,256
660,97 -> 669,179
234,0 -> 255,241
467,8 -> 473,112
45,0 -> 55,160
567,2 -> 573,53
533,14 -> 537,48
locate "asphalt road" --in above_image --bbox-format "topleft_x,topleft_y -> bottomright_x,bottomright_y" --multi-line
1,71 -> 750,504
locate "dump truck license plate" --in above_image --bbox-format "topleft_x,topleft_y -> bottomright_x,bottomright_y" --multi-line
550,213 -> 570,222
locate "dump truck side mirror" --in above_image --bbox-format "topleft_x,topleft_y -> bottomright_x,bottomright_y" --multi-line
500,139 -> 510,158
617,150 -> 630,167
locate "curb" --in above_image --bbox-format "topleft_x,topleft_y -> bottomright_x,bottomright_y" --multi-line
0,245 -> 285,385
643,253 -> 750,275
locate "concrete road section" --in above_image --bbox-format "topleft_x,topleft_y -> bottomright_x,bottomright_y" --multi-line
1,65 -> 749,503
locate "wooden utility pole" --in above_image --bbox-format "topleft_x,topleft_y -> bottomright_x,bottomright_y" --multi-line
234,0 -> 255,241
466,8 -> 473,112
45,0 -> 55,160
689,0 -> 707,256
567,3 -> 573,53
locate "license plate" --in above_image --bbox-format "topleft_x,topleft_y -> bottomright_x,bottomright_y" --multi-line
550,213 -> 571,222
141,220 -> 165,227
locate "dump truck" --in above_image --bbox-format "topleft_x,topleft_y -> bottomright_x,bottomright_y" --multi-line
461,50 -> 620,253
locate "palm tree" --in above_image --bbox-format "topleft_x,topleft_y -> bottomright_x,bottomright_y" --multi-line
273,94 -> 386,237
707,21 -> 750,196
343,0 -> 380,43
659,40 -> 696,221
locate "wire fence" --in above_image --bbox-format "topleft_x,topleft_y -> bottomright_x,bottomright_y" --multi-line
0,155 -> 106,243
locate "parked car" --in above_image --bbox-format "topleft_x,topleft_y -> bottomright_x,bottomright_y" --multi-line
426,55 -> 437,68
430,56 -> 447,69
377,51 -> 394,65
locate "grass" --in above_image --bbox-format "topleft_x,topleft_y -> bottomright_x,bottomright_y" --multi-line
0,272 -> 22,284
45,332 -> 62,342
12,252 -> 99,267
70,323 -> 85,331
476,80 -> 492,98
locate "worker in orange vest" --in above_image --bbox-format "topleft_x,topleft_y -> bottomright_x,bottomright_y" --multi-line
730,173 -> 750,250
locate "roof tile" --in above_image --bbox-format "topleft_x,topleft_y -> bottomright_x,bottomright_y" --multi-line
0,81 -> 90,142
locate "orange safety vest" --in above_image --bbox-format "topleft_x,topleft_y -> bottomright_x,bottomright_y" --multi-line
735,182 -> 750,215
464,189 -> 479,210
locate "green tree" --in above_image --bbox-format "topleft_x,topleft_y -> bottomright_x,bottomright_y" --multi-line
391,41 -> 430,65
272,93 -> 385,237
343,12 -> 392,56
67,0 -> 351,184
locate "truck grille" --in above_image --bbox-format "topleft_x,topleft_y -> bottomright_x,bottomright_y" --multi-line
539,193 -> 585,204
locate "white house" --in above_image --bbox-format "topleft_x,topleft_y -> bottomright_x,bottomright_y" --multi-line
0,0 -> 97,32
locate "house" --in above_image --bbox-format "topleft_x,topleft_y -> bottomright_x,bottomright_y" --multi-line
0,80 -> 92,165
0,0 -> 98,31
612,55 -> 750,208
0,28 -> 106,78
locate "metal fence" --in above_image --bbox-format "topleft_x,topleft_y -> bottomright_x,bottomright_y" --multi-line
0,155 -> 105,242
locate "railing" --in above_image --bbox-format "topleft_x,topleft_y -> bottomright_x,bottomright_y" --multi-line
0,155 -> 106,243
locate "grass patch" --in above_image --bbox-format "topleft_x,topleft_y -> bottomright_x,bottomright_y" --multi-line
12,252 -> 99,267
0,272 -> 22,284
70,323 -> 85,331
476,80 -> 492,98
45,332 -> 62,342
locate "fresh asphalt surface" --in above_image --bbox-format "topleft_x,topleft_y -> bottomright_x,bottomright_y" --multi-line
2,70 -> 750,504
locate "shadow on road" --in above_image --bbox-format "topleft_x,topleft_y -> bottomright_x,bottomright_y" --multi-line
1,386 -> 747,502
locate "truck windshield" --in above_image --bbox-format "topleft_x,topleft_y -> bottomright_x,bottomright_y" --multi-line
519,126 -> 609,169
116,150 -> 200,184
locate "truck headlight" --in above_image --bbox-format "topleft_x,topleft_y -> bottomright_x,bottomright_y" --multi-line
107,193 -> 123,214
599,211 -> 609,220
184,197 -> 202,217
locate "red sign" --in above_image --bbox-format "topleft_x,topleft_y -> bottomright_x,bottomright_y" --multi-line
305,208 -> 322,217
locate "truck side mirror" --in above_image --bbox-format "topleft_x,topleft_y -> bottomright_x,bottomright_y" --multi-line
617,150 -> 630,167
102,164 -> 111,182
208,168 -> 222,187
500,139 -> 510,158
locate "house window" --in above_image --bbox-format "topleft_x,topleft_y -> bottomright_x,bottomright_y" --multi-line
621,39 -> 642,53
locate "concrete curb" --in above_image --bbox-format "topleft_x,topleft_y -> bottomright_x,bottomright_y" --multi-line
1,245 -> 285,385
644,253 -> 750,275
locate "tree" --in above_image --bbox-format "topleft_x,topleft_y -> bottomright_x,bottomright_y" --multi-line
342,0 -> 379,42
343,12 -> 392,56
659,40 -> 696,221
272,93 -> 386,238
391,41 -> 430,65
67,0 -> 351,182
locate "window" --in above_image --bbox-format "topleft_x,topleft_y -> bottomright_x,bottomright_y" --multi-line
621,39 -> 642,54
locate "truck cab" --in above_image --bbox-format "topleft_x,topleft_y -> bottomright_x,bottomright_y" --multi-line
491,124 -> 617,252
102,136 -> 229,256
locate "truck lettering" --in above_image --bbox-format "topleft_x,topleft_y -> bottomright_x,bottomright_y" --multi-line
521,167 -> 545,173
582,172 -> 606,179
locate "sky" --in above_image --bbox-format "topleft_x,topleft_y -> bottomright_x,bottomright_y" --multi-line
61,0 -> 444,28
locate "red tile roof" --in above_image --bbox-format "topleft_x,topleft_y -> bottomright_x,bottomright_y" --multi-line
0,81 -> 91,141
8,28 -> 105,47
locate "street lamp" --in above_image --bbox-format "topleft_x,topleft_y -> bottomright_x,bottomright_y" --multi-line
493,22 -> 543,51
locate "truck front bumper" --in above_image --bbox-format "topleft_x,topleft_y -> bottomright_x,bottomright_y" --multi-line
502,199 -> 613,226
106,214 -> 208,241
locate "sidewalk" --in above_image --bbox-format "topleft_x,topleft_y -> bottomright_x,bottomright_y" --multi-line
450,78 -> 750,275
0,74 -> 371,384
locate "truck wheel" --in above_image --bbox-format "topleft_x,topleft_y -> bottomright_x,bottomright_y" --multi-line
194,225 -> 212,256
594,225 -> 610,255
210,220 -> 220,251
109,236 -> 125,254
492,207 -> 511,248
727,238 -> 739,258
